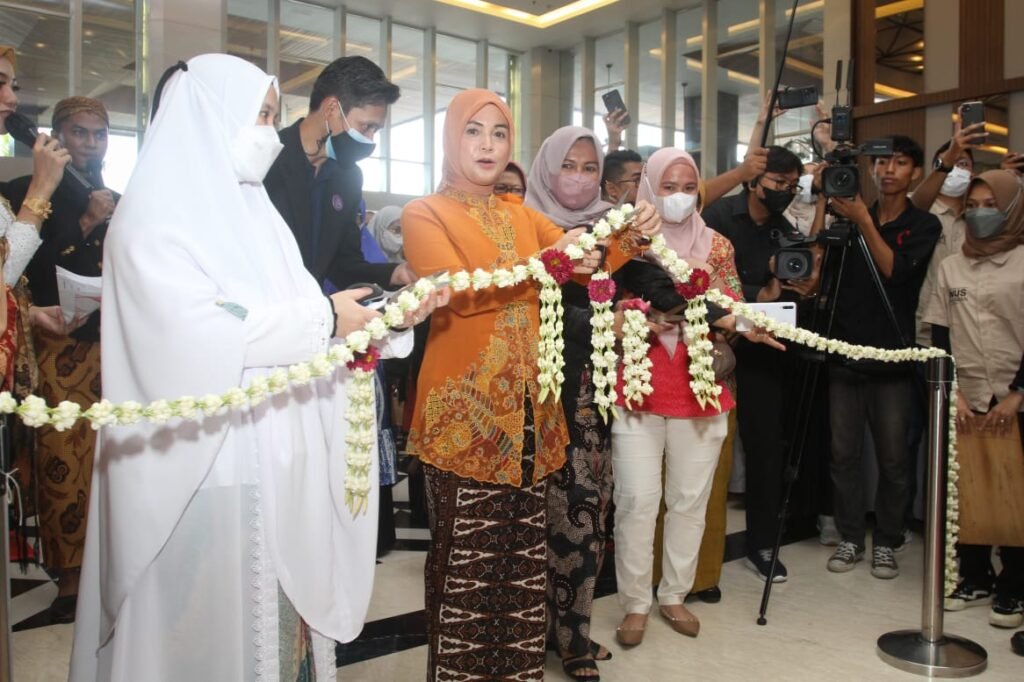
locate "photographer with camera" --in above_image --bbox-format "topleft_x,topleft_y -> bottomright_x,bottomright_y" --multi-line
702,145 -> 819,583
824,135 -> 941,579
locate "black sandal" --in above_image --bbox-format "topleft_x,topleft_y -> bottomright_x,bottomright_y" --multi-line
589,641 -> 612,661
562,656 -> 601,681
49,595 -> 78,624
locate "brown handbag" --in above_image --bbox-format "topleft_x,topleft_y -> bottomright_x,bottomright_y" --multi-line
710,334 -> 736,381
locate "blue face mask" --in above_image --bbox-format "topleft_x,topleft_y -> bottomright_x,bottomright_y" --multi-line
325,107 -> 376,162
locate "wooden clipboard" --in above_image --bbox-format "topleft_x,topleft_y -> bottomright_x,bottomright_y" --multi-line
956,418 -> 1024,547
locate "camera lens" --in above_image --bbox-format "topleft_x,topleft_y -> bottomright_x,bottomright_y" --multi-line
785,257 -> 804,274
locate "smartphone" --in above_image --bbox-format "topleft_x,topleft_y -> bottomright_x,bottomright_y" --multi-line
735,302 -> 797,333
601,89 -> 632,126
959,101 -> 985,129
776,85 -> 819,110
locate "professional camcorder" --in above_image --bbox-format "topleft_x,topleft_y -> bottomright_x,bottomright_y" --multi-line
770,223 -> 854,281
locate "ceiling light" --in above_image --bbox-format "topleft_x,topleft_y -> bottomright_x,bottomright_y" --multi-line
435,0 -> 619,29
875,83 -> 915,98
909,55 -> 923,62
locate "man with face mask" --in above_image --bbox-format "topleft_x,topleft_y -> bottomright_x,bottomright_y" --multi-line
909,133 -> 979,348
265,56 -> 414,292
701,146 -> 815,583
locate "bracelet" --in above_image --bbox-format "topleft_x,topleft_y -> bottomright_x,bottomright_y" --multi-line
22,197 -> 53,220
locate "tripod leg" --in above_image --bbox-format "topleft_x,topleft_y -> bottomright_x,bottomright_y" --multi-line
756,361 -> 824,624
756,238 -> 849,625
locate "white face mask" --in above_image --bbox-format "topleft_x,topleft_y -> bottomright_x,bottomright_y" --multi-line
796,174 -> 815,204
658,191 -> 698,223
230,124 -> 284,183
940,166 -> 971,198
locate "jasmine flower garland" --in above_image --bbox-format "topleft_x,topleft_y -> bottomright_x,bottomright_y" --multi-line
700,287 -> 959,594
619,299 -> 653,410
587,271 -> 618,422
344,347 -> 380,516
647,234 -> 723,409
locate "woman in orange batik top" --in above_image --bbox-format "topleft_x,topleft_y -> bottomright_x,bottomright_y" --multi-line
402,88 -> 600,681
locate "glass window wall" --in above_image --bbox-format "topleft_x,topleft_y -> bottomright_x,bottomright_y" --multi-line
390,24 -> 426,196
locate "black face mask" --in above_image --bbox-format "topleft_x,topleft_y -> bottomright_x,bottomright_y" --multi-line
326,129 -> 376,163
759,186 -> 795,215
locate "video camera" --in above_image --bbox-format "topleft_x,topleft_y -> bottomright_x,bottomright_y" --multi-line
770,223 -> 855,280
818,61 -> 893,198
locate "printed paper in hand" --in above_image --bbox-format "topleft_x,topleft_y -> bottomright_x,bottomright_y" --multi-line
55,266 -> 102,325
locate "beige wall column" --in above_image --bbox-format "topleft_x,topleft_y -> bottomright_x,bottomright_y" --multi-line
143,0 -> 227,122
521,47 -> 573,166
661,8 -> 678,149
924,0 -> 959,162
700,0 -> 718,178
1007,0 -> 1024,152
821,0 -> 851,108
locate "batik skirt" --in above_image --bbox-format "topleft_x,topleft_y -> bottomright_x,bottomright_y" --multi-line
423,434 -> 548,681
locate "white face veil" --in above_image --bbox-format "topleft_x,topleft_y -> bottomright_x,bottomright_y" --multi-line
76,55 -> 374,674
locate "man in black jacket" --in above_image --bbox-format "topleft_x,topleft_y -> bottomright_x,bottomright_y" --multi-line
265,56 -> 414,291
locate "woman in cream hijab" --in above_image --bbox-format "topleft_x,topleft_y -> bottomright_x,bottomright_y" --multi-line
70,54 -> 440,681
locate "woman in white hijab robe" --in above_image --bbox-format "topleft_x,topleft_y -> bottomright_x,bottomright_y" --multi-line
69,54 -> 426,681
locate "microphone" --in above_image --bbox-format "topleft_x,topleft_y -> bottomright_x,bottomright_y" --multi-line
4,111 -> 96,194
85,157 -> 104,190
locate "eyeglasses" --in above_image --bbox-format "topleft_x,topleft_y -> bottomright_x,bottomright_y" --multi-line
494,184 -> 525,196
762,175 -> 801,194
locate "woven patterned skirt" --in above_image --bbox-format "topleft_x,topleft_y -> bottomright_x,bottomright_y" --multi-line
423,463 -> 548,681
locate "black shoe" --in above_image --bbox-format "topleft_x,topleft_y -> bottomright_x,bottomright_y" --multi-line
1012,630 -> 1024,657
693,586 -> 721,603
745,549 -> 788,583
49,595 -> 77,624
944,579 -> 994,612
990,593 -> 1024,629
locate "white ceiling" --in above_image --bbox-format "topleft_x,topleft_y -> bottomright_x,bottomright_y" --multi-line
303,0 -> 704,51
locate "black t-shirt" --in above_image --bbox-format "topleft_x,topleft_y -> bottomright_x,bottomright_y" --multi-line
831,200 -> 940,350
701,190 -> 803,303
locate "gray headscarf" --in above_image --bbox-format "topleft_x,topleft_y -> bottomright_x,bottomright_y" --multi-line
524,125 -> 612,229
368,205 -> 404,262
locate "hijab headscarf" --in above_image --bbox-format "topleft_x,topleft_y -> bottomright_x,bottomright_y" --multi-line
0,45 -> 15,70
637,147 -> 714,261
440,88 -> 514,196
963,170 -> 1024,259
524,125 -> 611,229
74,56 -> 377,676
368,205 -> 404,262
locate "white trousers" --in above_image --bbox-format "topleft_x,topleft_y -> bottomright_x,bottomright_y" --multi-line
611,411 -> 728,613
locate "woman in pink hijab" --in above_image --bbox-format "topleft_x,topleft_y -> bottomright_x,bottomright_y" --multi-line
609,147 -> 772,645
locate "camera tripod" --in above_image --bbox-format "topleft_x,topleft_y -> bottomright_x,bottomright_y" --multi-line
755,216 -> 907,626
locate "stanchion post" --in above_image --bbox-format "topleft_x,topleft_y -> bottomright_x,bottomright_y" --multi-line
1,416 -> 13,682
876,355 -> 987,677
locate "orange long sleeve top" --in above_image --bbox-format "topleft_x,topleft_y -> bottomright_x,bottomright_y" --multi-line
402,187 -> 571,486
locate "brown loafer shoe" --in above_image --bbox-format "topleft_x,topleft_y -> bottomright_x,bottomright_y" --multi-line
615,614 -> 648,646
659,604 -> 700,637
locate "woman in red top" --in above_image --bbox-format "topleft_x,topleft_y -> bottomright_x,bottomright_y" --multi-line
611,148 -> 780,644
